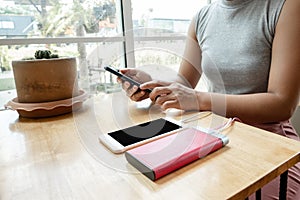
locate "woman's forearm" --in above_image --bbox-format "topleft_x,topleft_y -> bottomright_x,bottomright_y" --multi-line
198,91 -> 298,124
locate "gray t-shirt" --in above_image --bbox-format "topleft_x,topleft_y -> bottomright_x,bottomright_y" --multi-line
195,0 -> 285,94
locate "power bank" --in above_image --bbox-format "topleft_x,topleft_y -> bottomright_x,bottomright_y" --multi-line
125,127 -> 229,181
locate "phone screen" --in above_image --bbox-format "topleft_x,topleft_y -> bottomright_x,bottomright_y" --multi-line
108,118 -> 182,147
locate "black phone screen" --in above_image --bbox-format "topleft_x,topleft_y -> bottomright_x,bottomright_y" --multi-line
108,118 -> 182,147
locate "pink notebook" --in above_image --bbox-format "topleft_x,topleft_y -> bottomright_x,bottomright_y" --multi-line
125,127 -> 229,181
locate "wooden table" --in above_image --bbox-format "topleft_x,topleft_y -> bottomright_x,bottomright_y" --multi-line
1,92 -> 300,200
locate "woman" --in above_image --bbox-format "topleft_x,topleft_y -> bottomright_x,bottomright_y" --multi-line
119,0 -> 300,199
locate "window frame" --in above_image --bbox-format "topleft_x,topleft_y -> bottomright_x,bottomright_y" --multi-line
0,0 -> 195,67
0,0 -> 193,68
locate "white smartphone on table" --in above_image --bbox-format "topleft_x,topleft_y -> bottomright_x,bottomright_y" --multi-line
99,118 -> 184,154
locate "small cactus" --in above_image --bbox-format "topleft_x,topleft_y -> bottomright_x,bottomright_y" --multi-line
34,50 -> 59,59
50,54 -> 59,58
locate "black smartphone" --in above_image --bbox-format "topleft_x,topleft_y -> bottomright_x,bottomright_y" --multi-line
104,66 -> 152,93
99,118 -> 184,153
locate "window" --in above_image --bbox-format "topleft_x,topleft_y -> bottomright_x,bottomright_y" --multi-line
131,0 -> 207,36
131,0 -> 207,74
0,0 -> 209,93
0,21 -> 14,29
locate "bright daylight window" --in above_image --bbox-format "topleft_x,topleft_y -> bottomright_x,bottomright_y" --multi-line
0,21 -> 14,29
0,0 -> 209,95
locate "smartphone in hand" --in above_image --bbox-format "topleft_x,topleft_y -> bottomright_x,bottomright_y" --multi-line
104,66 -> 152,93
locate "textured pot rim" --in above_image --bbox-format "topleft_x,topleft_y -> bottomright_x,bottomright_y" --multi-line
5,90 -> 88,112
12,57 -> 76,63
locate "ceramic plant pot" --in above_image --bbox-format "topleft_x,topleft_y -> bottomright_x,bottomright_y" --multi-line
12,57 -> 79,103
5,90 -> 88,118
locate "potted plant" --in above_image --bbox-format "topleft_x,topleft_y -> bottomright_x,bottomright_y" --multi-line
6,50 -> 88,118
12,50 -> 80,103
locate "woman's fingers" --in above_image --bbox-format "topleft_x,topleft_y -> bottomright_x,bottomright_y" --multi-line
124,82 -> 139,97
148,82 -> 199,111
131,90 -> 147,101
140,80 -> 171,89
149,87 -> 172,102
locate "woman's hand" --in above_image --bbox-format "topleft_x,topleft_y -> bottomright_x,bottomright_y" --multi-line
118,68 -> 152,101
141,80 -> 201,111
